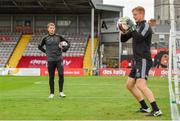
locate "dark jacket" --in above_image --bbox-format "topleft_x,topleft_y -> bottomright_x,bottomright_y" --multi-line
121,20 -> 152,61
38,34 -> 70,61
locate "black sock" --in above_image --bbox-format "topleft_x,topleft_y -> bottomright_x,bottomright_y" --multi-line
139,100 -> 148,109
150,101 -> 159,111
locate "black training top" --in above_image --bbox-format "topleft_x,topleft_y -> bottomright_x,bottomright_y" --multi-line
38,34 -> 70,61
121,20 -> 152,61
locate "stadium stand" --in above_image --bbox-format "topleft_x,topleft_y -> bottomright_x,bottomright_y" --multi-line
23,33 -> 89,57
0,0 -> 123,70
16,33 -> 89,68
62,34 -> 89,57
22,34 -> 46,57
15,25 -> 33,34
0,32 -> 21,67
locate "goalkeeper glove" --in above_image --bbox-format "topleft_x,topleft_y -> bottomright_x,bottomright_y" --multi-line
126,19 -> 136,32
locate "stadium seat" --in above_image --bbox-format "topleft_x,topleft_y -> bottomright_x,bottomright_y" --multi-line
0,32 -> 22,67
23,33 -> 89,57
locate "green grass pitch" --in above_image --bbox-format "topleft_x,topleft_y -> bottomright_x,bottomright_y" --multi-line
0,76 -> 171,120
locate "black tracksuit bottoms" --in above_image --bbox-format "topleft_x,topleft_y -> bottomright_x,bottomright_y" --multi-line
47,60 -> 64,94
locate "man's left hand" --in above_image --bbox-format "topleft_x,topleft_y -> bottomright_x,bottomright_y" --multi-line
126,19 -> 136,31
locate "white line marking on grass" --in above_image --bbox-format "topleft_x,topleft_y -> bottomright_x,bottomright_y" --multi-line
34,81 -> 44,84
0,119 -> 171,121
80,96 -> 168,99
0,96 -> 169,100
34,81 -> 168,88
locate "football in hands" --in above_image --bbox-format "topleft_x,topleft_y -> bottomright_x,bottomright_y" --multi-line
117,16 -> 131,33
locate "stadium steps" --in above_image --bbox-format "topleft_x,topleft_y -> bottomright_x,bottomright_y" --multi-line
83,38 -> 98,70
7,35 -> 32,68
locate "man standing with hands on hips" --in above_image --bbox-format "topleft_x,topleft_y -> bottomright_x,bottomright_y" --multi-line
38,22 -> 70,99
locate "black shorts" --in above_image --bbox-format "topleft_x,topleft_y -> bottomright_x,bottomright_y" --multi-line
129,59 -> 152,80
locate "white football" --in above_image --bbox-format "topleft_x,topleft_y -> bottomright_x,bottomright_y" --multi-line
59,41 -> 68,48
117,16 -> 130,33
61,41 -> 68,46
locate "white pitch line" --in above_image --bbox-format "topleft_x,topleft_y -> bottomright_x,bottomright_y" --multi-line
0,119 -> 173,121
0,95 -> 169,100
34,81 -> 168,88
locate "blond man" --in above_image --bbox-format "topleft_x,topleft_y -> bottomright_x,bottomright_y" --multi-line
120,6 -> 162,116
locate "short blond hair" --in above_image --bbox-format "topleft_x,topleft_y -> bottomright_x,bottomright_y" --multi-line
132,6 -> 145,14
47,22 -> 55,28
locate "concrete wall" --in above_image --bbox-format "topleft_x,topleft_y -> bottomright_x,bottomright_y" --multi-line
154,0 -> 180,25
0,16 -> 11,27
99,10 -> 122,66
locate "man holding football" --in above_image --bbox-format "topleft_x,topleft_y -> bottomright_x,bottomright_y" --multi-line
38,22 -> 70,98
118,6 -> 162,116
